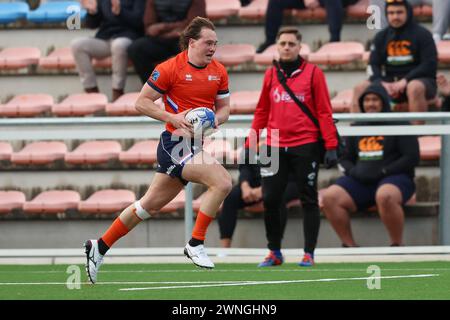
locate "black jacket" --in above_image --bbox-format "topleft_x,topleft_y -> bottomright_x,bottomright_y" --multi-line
86,0 -> 146,40
339,84 -> 420,184
369,1 -> 437,82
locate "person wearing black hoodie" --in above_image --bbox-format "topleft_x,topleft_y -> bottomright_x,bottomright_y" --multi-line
322,84 -> 420,247
352,0 -> 438,115
71,0 -> 146,101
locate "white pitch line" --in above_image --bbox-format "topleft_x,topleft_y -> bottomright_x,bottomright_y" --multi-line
119,274 -> 439,292
0,281 -> 254,286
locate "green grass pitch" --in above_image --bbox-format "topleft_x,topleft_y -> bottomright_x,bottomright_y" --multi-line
0,261 -> 449,300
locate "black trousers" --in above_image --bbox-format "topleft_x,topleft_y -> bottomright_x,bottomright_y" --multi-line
261,142 -> 321,254
218,181 -> 299,240
265,0 -> 358,43
127,36 -> 180,84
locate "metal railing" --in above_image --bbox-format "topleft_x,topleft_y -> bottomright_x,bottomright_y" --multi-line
1,112 -> 450,244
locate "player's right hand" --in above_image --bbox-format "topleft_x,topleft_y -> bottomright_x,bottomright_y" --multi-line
81,0 -> 98,14
169,109 -> 194,137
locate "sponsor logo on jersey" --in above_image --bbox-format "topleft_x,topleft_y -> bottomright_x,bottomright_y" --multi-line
151,69 -> 160,82
185,74 -> 193,81
208,75 -> 220,81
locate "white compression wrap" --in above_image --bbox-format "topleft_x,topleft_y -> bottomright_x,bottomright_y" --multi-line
134,200 -> 151,220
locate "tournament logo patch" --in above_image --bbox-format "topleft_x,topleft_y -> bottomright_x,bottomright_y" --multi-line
151,70 -> 160,82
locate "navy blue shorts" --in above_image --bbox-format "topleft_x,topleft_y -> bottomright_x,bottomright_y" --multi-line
334,174 -> 415,211
156,131 -> 203,185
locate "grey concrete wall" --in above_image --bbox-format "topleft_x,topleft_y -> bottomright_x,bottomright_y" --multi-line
0,216 -> 438,249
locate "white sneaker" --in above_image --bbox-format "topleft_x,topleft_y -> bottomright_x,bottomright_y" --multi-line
84,239 -> 104,284
184,243 -> 215,269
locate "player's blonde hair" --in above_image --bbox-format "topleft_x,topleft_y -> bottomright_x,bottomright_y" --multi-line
179,16 -> 216,51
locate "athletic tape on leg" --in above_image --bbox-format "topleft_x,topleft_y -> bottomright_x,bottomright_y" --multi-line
134,200 -> 151,220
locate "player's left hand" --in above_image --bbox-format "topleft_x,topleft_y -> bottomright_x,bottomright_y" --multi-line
324,149 -> 338,169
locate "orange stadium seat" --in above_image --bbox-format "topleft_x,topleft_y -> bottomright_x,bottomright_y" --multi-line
245,201 -> 264,213
308,42 -> 365,65
119,140 -> 159,164
331,89 -> 353,113
105,92 -> 140,116
206,0 -> 241,19
11,141 -> 67,165
253,43 -> 311,65
78,189 -> 136,214
0,47 -> 41,69
230,90 -> 260,114
214,44 -> 256,66
0,191 -> 26,214
0,94 -> 54,117
64,141 -> 122,164
39,47 -> 75,69
203,138 -> 234,161
346,0 -> 370,18
239,0 -> 267,19
23,190 -> 81,214
0,142 -> 13,161
419,136 -> 441,161
52,93 -> 108,116
437,41 -> 450,63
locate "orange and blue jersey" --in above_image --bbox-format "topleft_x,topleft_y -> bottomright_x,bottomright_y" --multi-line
147,50 -> 230,133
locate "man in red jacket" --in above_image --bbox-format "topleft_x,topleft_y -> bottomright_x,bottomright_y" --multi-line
246,27 -> 338,267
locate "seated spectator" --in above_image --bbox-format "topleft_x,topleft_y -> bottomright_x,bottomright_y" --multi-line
256,0 -> 359,53
322,84 -> 420,247
127,0 -> 206,84
71,0 -> 146,101
372,0 -> 450,43
352,0 -> 437,116
437,73 -> 450,111
218,148 -> 299,248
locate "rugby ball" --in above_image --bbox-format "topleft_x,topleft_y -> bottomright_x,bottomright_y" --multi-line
184,107 -> 216,136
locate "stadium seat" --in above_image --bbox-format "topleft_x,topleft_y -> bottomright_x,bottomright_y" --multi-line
39,47 -> 75,69
418,136 -> 441,161
27,1 -> 86,23
64,141 -> 122,164
78,189 -> 136,214
253,43 -> 311,65
206,0 -> 241,19
0,142 -> 13,161
238,0 -> 267,19
10,141 -> 67,165
52,93 -> 108,116
346,0 -> 370,19
362,51 -> 370,63
23,190 -> 80,214
0,47 -> 41,69
0,2 -> 29,24
292,7 -> 326,20
308,42 -> 365,65
437,41 -> 450,64
119,140 -> 159,164
105,92 -> 140,116
413,4 -> 432,17
244,201 -> 264,213
0,94 -> 54,117
0,190 -> 26,214
230,91 -> 260,114
331,89 -> 353,113
214,44 -> 256,66
203,138 -> 234,161
159,190 -> 189,213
